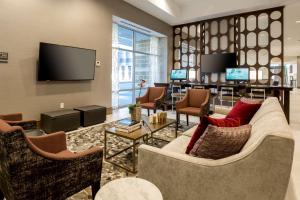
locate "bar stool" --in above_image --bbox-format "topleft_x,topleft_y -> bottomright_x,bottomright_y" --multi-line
220,86 -> 234,107
250,88 -> 266,100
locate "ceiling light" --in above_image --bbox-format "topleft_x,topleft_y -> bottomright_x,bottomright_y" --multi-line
296,21 -> 300,23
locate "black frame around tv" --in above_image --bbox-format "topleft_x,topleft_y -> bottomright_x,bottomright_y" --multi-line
201,53 -> 237,73
170,69 -> 187,80
226,68 -> 249,81
38,42 -> 96,81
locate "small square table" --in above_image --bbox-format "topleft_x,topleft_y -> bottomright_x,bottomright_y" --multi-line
142,116 -> 177,143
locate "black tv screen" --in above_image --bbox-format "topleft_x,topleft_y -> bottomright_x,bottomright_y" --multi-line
201,53 -> 237,73
38,43 -> 96,81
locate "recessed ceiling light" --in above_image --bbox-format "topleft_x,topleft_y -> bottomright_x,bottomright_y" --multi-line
296,20 -> 300,23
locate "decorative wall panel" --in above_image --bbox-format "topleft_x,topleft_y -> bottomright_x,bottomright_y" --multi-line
173,7 -> 284,85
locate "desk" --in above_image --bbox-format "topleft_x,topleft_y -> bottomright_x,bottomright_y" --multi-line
171,82 -> 293,123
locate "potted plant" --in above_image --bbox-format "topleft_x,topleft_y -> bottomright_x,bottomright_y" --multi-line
128,79 -> 146,121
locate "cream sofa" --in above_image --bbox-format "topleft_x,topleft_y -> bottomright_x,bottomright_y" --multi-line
138,97 -> 294,200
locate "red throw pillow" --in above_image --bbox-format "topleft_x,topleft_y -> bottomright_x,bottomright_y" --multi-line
226,99 -> 261,125
185,116 -> 240,154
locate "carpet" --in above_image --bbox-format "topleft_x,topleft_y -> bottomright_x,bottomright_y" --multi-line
67,120 -> 196,200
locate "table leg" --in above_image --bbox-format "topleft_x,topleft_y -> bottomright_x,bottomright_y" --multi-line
104,130 -> 107,159
132,139 -> 137,173
151,132 -> 154,145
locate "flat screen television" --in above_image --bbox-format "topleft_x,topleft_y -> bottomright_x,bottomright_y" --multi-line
170,69 -> 187,80
226,68 -> 249,81
38,42 -> 96,81
201,53 -> 237,73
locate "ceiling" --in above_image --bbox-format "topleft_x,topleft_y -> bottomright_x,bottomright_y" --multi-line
124,0 -> 300,58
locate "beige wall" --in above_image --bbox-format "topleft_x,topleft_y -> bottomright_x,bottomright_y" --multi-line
0,0 -> 172,120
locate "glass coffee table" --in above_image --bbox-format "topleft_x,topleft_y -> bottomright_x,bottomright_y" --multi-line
104,116 -> 177,173
142,116 -> 177,144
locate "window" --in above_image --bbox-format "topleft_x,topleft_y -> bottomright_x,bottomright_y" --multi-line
112,23 -> 167,108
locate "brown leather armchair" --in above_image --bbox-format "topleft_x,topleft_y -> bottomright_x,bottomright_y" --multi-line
0,119 -> 102,200
176,89 -> 210,127
136,87 -> 165,116
0,113 -> 37,130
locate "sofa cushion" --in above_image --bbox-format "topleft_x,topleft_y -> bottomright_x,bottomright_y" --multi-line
140,102 -> 155,109
182,125 -> 198,137
190,124 -> 251,159
162,135 -> 191,154
226,99 -> 261,125
183,113 -> 226,138
185,116 -> 241,154
177,107 -> 201,116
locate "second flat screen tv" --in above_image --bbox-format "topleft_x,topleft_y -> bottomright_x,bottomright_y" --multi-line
38,42 -> 96,81
201,53 -> 237,73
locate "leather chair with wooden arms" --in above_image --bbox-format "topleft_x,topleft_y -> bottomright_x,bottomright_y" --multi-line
176,89 -> 210,128
0,119 -> 103,200
136,87 -> 165,116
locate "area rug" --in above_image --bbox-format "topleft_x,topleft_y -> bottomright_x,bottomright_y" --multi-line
67,120 -> 197,200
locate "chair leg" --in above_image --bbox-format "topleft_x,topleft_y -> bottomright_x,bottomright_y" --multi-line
147,109 -> 150,116
186,115 -> 189,126
92,181 -> 100,199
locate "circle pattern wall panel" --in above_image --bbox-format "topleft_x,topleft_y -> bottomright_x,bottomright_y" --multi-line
173,7 -> 284,85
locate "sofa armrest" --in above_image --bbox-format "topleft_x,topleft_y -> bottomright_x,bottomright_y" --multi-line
175,94 -> 188,111
138,135 -> 294,200
6,120 -> 37,130
0,113 -> 22,121
154,90 -> 165,103
27,131 -> 67,153
200,91 -> 210,116
136,89 -> 149,104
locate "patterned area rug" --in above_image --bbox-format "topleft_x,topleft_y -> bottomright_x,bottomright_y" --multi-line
67,120 -> 196,200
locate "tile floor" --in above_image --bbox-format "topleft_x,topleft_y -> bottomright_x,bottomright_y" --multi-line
108,89 -> 300,200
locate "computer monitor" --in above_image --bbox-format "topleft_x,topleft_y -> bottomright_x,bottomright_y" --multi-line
170,69 -> 187,80
201,53 -> 237,73
226,68 -> 249,81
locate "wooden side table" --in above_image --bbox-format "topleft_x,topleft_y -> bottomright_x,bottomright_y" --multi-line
95,178 -> 163,200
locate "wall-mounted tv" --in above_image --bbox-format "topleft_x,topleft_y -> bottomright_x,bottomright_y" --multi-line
201,53 -> 237,73
226,68 -> 249,81
38,42 -> 96,81
170,69 -> 187,80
